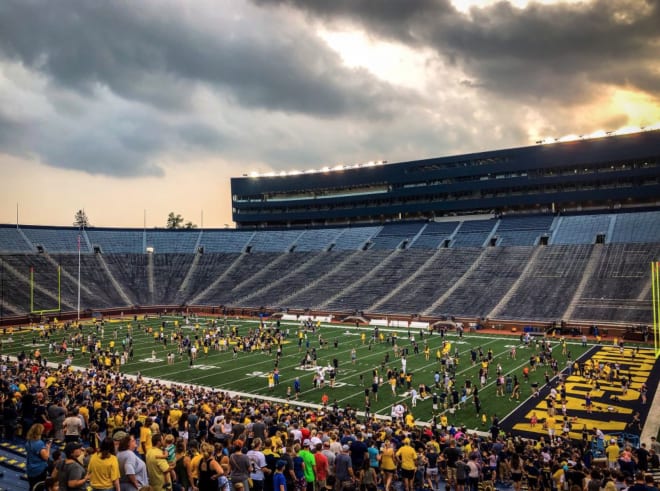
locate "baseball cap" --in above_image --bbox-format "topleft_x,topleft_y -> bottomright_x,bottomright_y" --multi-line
276,459 -> 287,469
303,439 -> 311,447
342,444 -> 350,451
113,430 -> 129,441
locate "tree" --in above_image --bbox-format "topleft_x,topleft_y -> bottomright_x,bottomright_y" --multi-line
183,221 -> 197,229
166,212 -> 184,229
74,209 -> 90,229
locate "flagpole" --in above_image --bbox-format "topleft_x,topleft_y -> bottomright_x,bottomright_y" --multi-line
77,232 -> 81,321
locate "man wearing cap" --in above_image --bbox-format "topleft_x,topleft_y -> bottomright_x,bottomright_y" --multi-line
300,440 -> 317,491
605,438 -> 620,471
55,442 -> 90,491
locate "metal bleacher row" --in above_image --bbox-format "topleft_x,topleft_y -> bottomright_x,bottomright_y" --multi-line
0,210 -> 659,323
2,210 -> 659,254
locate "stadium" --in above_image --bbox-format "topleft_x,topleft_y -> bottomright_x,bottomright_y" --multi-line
1,128 -> 660,491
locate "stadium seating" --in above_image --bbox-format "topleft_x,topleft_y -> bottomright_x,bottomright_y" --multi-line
151,254 -> 196,304
146,230 -> 201,253
323,249 -> 432,311
495,215 -> 555,246
0,210 -> 659,323
175,253 -> 241,303
22,227 -> 86,253
609,210 -> 660,243
332,226 -> 382,250
282,251 -> 390,310
369,222 -> 425,250
87,229 -> 145,253
496,244 -> 594,321
551,215 -> 613,244
570,243 -> 660,323
450,219 -> 496,247
374,248 -> 483,315
199,230 -> 254,253
428,246 -> 535,318
409,221 -> 459,249
293,229 -> 344,251
245,230 -> 304,252
0,226 -> 33,252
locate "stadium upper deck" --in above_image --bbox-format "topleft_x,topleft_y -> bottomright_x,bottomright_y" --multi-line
231,129 -> 660,228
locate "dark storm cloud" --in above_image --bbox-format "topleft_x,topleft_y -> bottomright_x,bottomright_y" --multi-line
0,0 -> 407,118
0,0 -> 419,177
256,0 -> 660,103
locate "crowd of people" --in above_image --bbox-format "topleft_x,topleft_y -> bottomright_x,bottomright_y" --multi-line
0,348 -> 658,491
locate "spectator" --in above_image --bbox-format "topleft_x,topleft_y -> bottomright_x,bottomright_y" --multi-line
26,423 -> 52,491
117,433 -> 149,491
87,437 -> 121,491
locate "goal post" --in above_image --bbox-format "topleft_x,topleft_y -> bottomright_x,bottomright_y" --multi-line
30,265 -> 61,315
653,261 -> 660,359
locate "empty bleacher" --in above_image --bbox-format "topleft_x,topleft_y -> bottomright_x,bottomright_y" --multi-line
495,215 -> 554,246
497,244 -> 593,321
199,230 -> 253,253
324,249 -> 431,311
429,246 -> 535,317
375,248 -> 483,315
175,253 -> 240,303
102,254 -> 150,306
0,210 -> 659,322
332,226 -> 381,250
194,253 -> 284,305
87,229 -> 145,253
203,252 -> 314,305
22,226 -> 86,253
0,226 -> 33,252
609,210 -> 660,243
237,251 -> 339,308
282,250 -> 390,310
451,219 -> 496,247
293,229 -> 344,251
552,215 -> 612,244
146,230 -> 200,253
152,254 -> 196,304
409,221 -> 459,249
571,243 -> 660,323
369,222 -> 425,250
246,230 -> 304,252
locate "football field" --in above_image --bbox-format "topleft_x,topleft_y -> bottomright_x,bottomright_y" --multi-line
0,315 -> 603,431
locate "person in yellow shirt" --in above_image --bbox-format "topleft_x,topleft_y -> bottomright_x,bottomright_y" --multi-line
395,438 -> 417,491
139,418 -> 153,457
605,439 -> 620,470
87,438 -> 120,491
147,433 -> 173,491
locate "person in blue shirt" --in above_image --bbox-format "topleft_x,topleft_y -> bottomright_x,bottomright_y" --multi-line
26,423 -> 52,491
273,459 -> 287,491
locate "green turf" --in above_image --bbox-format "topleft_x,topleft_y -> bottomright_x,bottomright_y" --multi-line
0,316 -> 593,430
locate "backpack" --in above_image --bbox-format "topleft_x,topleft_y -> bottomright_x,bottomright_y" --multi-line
456,461 -> 468,481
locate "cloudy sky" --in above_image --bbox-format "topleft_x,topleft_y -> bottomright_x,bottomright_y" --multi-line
0,0 -> 658,228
